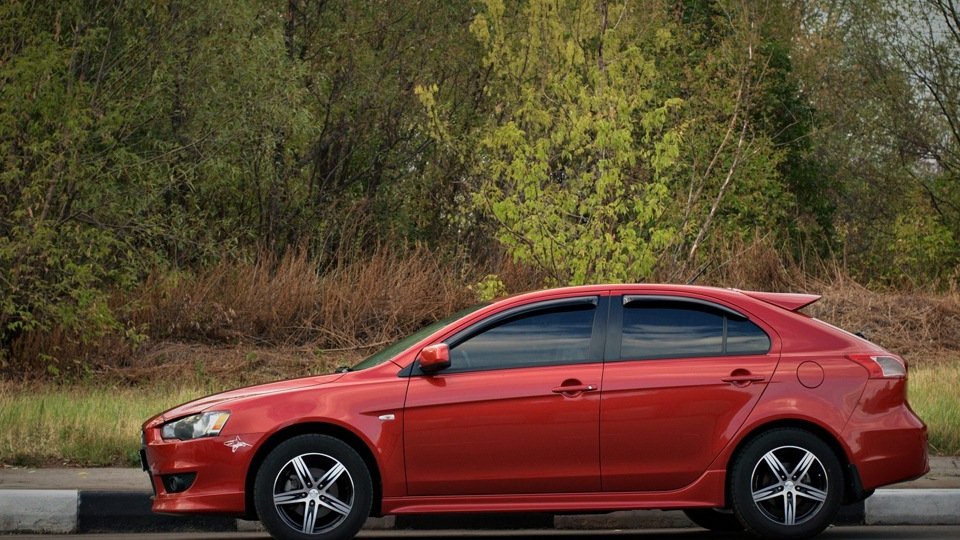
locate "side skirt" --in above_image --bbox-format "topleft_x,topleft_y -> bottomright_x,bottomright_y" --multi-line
381,470 -> 726,515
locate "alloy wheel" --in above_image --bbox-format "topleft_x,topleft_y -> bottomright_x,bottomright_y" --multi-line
271,452 -> 356,535
749,445 -> 830,526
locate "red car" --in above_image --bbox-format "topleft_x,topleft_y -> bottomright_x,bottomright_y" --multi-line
141,285 -> 928,540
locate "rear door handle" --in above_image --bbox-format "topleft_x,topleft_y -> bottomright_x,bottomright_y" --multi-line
722,373 -> 766,386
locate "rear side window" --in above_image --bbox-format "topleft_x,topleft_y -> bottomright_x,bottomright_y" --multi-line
726,317 -> 773,355
620,299 -> 770,360
446,303 -> 596,372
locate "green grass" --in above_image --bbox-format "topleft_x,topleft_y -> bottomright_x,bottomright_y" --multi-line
1,364 -> 957,467
909,363 -> 960,455
0,383 -> 220,467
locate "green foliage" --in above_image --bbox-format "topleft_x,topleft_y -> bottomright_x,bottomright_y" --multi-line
471,274 -> 508,302
1,0 -> 478,369
1,1 -> 138,354
3,0 -> 960,376
426,0 -> 684,285
794,0 -> 960,285
420,0 -> 812,284
881,195 -> 960,286
653,0 -> 801,276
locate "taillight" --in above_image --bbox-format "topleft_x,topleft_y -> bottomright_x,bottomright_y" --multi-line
848,354 -> 907,378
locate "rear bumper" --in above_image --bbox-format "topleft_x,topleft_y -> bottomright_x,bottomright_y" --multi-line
848,422 -> 929,490
841,380 -> 929,491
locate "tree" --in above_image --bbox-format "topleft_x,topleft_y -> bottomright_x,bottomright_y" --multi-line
0,0 -> 488,369
422,0 -> 685,285
792,0 -> 960,285
657,0 -> 799,278
420,0 -> 816,285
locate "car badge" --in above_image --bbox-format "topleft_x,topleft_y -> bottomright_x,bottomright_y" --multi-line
224,436 -> 252,453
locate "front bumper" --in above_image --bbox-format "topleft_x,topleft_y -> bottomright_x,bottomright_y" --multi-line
142,426 -> 264,516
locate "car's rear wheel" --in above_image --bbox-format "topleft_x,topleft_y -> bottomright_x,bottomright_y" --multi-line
730,428 -> 843,539
254,434 -> 372,540
682,508 -> 744,532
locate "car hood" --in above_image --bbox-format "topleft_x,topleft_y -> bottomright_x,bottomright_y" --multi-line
149,373 -> 344,426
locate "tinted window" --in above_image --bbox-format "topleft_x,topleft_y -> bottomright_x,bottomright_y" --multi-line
622,301 -> 723,359
727,317 -> 772,354
447,304 -> 596,372
621,300 -> 770,359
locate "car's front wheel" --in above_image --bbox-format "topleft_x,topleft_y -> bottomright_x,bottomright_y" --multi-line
254,434 -> 372,540
729,428 -> 843,540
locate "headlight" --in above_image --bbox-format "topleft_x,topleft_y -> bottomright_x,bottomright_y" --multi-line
160,411 -> 231,441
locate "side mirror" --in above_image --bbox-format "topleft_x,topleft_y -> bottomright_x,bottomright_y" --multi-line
418,343 -> 451,375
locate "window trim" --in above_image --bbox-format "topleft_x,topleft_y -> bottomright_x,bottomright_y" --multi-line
622,294 -> 748,321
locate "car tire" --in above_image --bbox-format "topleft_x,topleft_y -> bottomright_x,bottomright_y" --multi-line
682,508 -> 745,532
254,434 -> 373,540
730,428 -> 843,540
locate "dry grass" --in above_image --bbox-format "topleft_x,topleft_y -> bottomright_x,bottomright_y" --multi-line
310,246 -> 476,350
4,245 -> 481,382
669,234 -> 808,292
129,248 -> 325,346
104,343 -> 360,387
679,235 -> 960,365
805,281 -> 960,365
132,244 -> 477,350
2,239 -> 958,382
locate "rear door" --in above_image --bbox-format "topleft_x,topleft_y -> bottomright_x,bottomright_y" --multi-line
404,296 -> 607,496
600,293 -> 779,491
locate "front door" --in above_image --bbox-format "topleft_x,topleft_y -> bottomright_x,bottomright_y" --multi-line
403,297 -> 605,496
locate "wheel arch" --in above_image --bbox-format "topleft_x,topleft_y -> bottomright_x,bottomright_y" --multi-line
723,419 -> 856,507
242,422 -> 384,520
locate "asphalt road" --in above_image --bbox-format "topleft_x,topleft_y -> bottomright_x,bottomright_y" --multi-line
6,527 -> 960,540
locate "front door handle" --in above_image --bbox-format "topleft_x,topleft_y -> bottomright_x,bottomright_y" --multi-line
551,382 -> 598,397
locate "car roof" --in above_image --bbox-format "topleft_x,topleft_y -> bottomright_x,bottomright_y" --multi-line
494,284 -> 821,314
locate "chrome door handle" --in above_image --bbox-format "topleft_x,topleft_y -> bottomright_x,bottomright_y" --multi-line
722,374 -> 766,386
551,384 -> 597,394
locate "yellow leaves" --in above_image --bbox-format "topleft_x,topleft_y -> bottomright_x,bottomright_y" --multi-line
655,27 -> 673,49
413,84 -> 440,110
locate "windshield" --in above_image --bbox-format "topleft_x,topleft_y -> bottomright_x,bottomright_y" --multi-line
349,303 -> 489,371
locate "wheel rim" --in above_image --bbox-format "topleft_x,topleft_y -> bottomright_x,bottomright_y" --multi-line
272,452 -> 355,535
750,445 -> 829,526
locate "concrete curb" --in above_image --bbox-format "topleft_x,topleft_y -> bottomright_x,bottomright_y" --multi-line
865,489 -> 960,525
2,488 -> 958,534
0,490 -> 77,534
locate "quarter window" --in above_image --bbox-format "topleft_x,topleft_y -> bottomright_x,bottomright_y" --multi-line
620,299 -> 770,360
446,303 -> 596,372
727,317 -> 773,355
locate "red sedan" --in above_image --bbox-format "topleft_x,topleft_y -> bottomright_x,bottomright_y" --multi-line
141,284 -> 928,540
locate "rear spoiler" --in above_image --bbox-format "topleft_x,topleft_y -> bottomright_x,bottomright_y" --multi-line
739,291 -> 821,312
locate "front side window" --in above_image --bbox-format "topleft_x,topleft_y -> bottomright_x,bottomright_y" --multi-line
446,302 -> 597,372
620,299 -> 770,360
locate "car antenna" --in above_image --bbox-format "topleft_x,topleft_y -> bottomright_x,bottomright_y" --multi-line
687,261 -> 710,285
